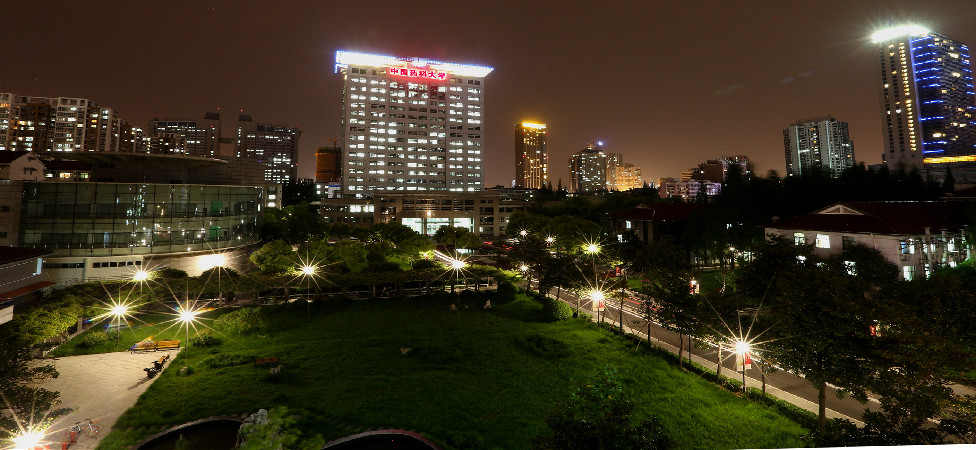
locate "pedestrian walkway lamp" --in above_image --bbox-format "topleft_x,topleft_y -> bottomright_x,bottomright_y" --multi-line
518,264 -> 530,289
179,307 -> 199,367
734,340 -> 751,393
12,427 -> 43,450
133,269 -> 150,297
110,304 -> 129,349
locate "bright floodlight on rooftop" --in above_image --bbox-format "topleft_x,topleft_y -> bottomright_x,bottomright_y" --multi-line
301,265 -> 315,275
133,270 -> 150,282
450,259 -> 466,270
734,340 -> 751,355
871,24 -> 930,43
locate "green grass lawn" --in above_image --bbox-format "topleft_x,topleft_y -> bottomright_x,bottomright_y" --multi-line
50,309 -> 224,357
90,293 -> 808,449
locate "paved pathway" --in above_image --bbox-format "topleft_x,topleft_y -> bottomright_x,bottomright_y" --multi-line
34,349 -> 179,450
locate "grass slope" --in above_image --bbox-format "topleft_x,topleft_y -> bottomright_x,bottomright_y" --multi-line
95,293 -> 808,449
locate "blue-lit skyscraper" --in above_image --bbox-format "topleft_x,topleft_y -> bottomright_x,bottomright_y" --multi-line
872,25 -> 976,171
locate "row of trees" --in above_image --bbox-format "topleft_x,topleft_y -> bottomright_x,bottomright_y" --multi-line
633,237 -> 976,445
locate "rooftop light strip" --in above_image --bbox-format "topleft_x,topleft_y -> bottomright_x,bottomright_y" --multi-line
335,50 -> 493,77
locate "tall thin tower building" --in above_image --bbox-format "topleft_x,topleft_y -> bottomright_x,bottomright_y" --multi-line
335,51 -> 493,198
872,25 -> 976,171
515,122 -> 548,188
783,116 -> 854,177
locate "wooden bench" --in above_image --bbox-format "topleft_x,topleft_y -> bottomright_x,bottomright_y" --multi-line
155,340 -> 180,351
255,356 -> 279,366
157,354 -> 170,365
130,340 -> 156,353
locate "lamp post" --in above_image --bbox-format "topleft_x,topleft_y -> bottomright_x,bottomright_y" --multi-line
301,265 -> 315,328
133,269 -> 149,297
110,304 -> 129,350
734,340 -> 751,393
179,307 -> 198,367
12,427 -> 43,450
589,289 -> 606,325
518,264 -> 530,290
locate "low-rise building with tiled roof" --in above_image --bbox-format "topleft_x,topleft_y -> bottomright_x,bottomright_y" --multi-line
765,201 -> 973,280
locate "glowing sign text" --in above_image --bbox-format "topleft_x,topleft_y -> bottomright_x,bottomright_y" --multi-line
389,67 -> 448,80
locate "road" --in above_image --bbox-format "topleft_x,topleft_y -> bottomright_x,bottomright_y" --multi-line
538,282 -> 881,425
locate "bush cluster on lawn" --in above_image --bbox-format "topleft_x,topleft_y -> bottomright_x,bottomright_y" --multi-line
188,330 -> 220,347
198,354 -> 252,369
79,330 -> 117,348
213,308 -> 264,334
540,297 -> 573,322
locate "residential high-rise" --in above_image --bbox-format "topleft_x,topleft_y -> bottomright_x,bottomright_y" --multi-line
569,142 -> 607,193
615,163 -> 643,191
151,113 -> 221,157
872,25 -> 976,171
783,117 -> 855,177
334,50 -> 493,197
0,93 -> 125,153
515,122 -> 548,188
236,114 -> 301,184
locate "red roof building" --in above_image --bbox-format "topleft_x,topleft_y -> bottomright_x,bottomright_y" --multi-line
765,202 -> 973,280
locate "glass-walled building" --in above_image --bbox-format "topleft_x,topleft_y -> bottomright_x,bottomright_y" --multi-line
18,182 -> 261,255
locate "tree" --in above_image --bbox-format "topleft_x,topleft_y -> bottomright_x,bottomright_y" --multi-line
281,179 -> 318,207
432,226 -> 480,250
742,240 -> 892,431
0,322 -> 70,445
532,365 -> 673,450
239,406 -> 325,450
250,240 -> 297,274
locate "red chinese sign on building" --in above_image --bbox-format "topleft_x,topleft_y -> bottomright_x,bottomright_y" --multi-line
389,66 -> 448,80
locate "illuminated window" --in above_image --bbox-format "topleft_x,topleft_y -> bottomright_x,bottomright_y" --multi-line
815,234 -> 830,249
793,232 -> 805,245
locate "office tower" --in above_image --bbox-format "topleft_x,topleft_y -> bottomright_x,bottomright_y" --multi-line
236,114 -> 301,184
0,93 -> 123,153
515,122 -> 548,188
783,117 -> 855,177
151,113 -> 221,157
872,25 -> 976,171
605,152 -> 623,190
569,141 -> 608,193
334,50 -> 494,197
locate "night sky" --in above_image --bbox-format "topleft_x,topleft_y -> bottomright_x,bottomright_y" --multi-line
5,1 -> 976,186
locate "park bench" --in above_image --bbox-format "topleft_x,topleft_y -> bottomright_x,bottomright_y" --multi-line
157,354 -> 170,365
155,340 -> 181,351
254,356 -> 279,366
130,340 -> 156,353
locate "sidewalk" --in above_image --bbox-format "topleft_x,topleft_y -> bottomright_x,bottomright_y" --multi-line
550,290 -> 867,426
32,349 -> 179,449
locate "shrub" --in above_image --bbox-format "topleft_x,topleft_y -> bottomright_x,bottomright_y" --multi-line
189,330 -> 220,347
156,267 -> 189,279
199,354 -> 252,369
213,308 -> 265,334
412,259 -> 439,270
364,260 -> 401,272
540,297 -> 573,322
79,331 -> 109,347
494,281 -> 518,303
523,334 -> 570,359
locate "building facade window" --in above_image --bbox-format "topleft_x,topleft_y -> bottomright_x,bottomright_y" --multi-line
793,232 -> 805,245
815,234 -> 830,249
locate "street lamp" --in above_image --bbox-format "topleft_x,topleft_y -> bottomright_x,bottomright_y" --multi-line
12,428 -> 43,450
734,339 -> 752,393
133,269 -> 150,297
110,304 -> 129,350
178,307 -> 199,367
589,289 -> 606,323
519,229 -> 528,238
518,264 -> 530,289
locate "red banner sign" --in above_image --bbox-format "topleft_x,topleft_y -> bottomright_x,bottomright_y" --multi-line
389,66 -> 448,80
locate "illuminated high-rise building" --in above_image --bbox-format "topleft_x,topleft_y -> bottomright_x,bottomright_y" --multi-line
334,50 -> 493,197
569,141 -> 607,193
783,116 -> 854,177
872,25 -> 976,171
236,114 -> 300,184
151,113 -> 221,157
0,93 -> 123,153
515,122 -> 548,188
